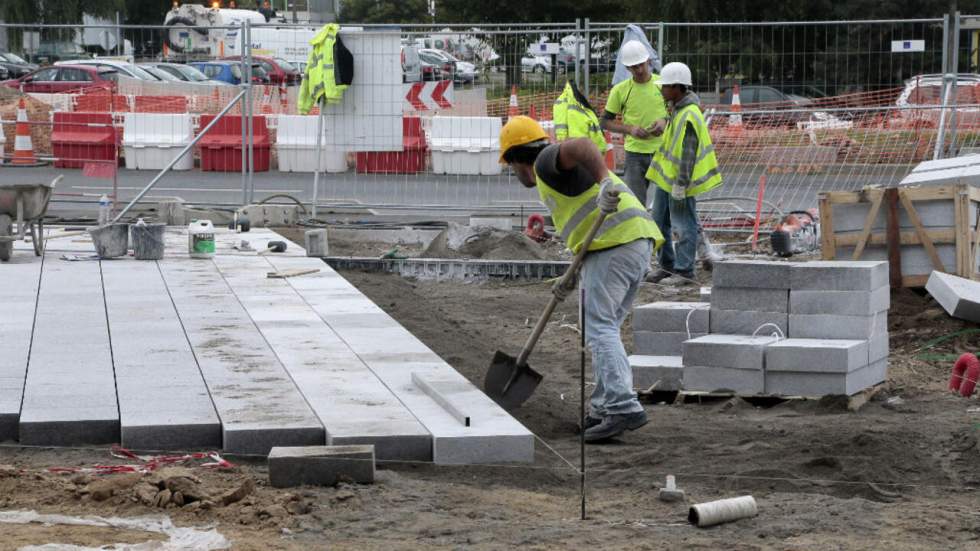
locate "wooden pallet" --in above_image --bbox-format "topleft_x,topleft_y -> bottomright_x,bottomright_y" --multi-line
819,184 -> 980,287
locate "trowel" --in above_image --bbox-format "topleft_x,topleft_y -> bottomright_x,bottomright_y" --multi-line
485,206 -> 613,409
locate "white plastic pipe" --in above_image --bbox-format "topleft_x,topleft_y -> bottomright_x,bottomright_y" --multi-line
688,495 -> 758,527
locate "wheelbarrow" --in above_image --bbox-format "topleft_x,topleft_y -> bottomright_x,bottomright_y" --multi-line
0,175 -> 61,262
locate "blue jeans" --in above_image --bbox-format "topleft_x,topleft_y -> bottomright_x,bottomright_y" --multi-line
651,186 -> 699,273
623,151 -> 652,209
581,238 -> 652,416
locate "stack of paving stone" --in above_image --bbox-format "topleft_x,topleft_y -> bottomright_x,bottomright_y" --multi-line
628,301 -> 709,391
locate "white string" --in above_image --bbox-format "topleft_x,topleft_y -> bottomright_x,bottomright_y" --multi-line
685,303 -> 711,339
751,322 -> 785,340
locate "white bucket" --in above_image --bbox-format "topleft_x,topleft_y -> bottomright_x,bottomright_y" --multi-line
188,220 -> 216,259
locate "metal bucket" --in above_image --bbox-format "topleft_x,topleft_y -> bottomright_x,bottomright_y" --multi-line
131,223 -> 166,260
89,224 -> 129,258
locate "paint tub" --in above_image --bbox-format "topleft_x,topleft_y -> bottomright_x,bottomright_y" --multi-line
188,220 -> 215,259
89,223 -> 129,258
132,222 -> 166,260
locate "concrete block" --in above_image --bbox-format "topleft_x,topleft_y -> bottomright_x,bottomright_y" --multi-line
788,312 -> 887,340
869,329 -> 889,363
682,365 -> 764,394
765,359 -> 888,397
830,199 -> 974,233
926,271 -> 980,322
710,287 -> 789,313
713,260 -> 795,289
629,355 -> 683,391
240,204 -> 299,227
709,309 -> 788,336
790,287 -> 890,316
304,229 -> 329,257
789,261 -> 888,291
765,339 -> 869,373
632,302 -> 709,333
683,334 -> 779,370
834,244 -> 968,279
268,445 -> 375,488
634,331 -> 706,356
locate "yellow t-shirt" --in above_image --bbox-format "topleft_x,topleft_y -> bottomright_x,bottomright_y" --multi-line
604,75 -> 668,154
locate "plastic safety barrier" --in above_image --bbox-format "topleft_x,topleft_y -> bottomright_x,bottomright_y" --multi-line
52,112 -> 117,169
197,114 -> 270,172
429,116 -> 502,176
355,116 -> 426,174
74,93 -> 131,113
275,115 -> 347,173
134,95 -> 189,114
122,113 -> 194,170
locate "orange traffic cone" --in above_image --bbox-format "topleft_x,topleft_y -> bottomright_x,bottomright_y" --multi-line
508,85 -> 520,119
12,97 -> 42,166
260,85 -> 273,115
603,131 -> 615,171
528,103 -> 538,121
729,84 -> 744,131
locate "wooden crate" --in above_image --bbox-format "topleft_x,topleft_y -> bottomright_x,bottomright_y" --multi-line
819,184 -> 980,287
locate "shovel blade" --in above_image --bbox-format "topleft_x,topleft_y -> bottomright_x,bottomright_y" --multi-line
485,350 -> 543,409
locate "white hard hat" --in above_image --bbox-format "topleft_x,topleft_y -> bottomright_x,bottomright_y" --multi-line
660,62 -> 692,86
620,40 -> 650,67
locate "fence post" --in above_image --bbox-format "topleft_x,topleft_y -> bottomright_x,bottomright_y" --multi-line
658,21 -> 665,60
574,18 -> 581,90
240,21 -> 248,206
934,73 -> 953,160
948,11 -> 962,156
584,18 -> 591,99
246,19 -> 255,204
942,13 -> 950,75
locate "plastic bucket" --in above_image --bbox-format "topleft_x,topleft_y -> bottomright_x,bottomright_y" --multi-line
89,224 -> 129,258
132,223 -> 166,260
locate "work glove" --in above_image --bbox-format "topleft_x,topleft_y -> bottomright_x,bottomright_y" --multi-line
671,183 -> 687,202
598,177 -> 620,214
551,272 -> 578,302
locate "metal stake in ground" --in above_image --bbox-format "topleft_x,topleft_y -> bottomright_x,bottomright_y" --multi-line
580,284 -> 586,521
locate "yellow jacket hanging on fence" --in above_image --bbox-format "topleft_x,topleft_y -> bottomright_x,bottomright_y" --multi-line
536,172 -> 663,254
645,95 -> 722,197
298,23 -> 347,114
552,81 -> 607,153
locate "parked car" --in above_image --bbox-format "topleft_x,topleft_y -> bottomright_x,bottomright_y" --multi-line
189,61 -> 267,85
719,84 -> 814,126
146,62 -> 232,86
521,54 -> 551,74
2,65 -> 116,93
29,42 -> 90,65
402,45 -> 421,83
137,64 -> 182,82
55,59 -> 158,81
419,51 -> 453,82
0,66 -> 8,81
0,52 -> 39,78
420,48 -> 477,84
221,55 -> 300,86
895,73 -> 980,127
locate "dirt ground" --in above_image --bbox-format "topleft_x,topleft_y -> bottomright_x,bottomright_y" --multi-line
3,245 -> 980,549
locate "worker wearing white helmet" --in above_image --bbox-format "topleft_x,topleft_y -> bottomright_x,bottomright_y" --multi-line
600,40 -> 669,209
645,62 -> 723,284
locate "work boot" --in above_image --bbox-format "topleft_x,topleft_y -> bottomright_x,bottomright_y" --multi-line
645,268 -> 674,283
579,414 -> 603,432
672,270 -> 696,285
584,410 -> 649,443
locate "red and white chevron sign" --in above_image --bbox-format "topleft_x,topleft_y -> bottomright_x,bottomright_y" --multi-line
403,80 -> 453,111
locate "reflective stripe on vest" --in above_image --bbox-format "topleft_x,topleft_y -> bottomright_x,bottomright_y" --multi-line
553,82 -> 606,153
645,103 -> 723,197
536,172 -> 664,254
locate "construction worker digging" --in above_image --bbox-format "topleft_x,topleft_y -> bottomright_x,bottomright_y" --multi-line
498,115 -> 664,442
645,62 -> 723,284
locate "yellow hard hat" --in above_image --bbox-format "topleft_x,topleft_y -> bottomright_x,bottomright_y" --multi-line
499,116 -> 548,163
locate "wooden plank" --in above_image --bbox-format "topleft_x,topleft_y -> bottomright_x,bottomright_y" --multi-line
955,189 -> 968,277
885,188 -> 902,288
819,193 -> 836,260
267,268 -> 320,279
900,185 -> 957,201
898,190 -> 945,272
852,192 -> 885,260
903,274 -> 930,287
833,228 -> 957,247
972,201 -> 980,280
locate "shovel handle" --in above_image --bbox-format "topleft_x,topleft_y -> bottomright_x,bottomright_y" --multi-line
515,207 -> 611,367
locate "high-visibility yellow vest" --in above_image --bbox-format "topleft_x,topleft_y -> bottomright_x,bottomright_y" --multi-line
553,82 -> 606,153
536,172 -> 664,254
645,103 -> 723,197
298,23 -> 347,114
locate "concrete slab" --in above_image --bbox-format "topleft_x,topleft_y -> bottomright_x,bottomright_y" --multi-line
713,260 -> 795,289
788,312 -> 887,340
926,271 -> 980,322
19,259 -> 118,446
265,255 -> 535,465
765,339 -> 869,373
766,359 -> 888,397
629,355 -> 683,391
709,309 -> 788,336
789,261 -> 888,291
0,255 -> 43,442
789,287 -> 890,316
632,302 -> 709,333
710,287 -> 789,313
634,331 -> 706,356
212,255 -> 433,461
683,365 -> 764,394
101,260 -> 221,451
683,334 -> 780,371
869,329 -> 890,363
834,244 -> 969,279
830,200 -> 975,233
268,445 -> 375,488
157,258 -> 324,455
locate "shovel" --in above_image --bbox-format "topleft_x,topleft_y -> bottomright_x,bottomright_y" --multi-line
485,206 -> 613,409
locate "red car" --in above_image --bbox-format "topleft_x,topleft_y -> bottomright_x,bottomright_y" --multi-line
2,64 -> 116,93
221,55 -> 300,86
